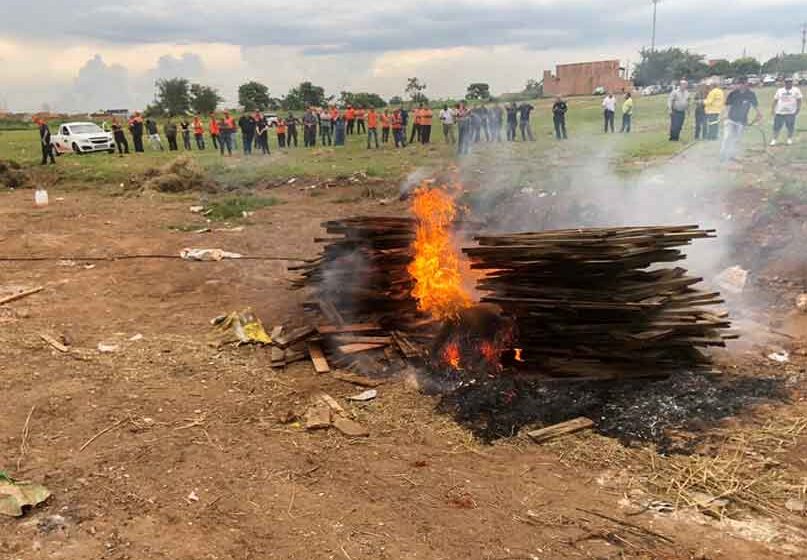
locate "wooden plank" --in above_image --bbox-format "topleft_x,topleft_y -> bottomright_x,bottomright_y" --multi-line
317,299 -> 344,326
527,417 -> 595,443
274,326 -> 316,348
271,346 -> 286,368
338,343 -> 387,355
317,323 -> 382,334
332,335 -> 394,345
0,286 -> 44,305
332,370 -> 385,387
307,342 -> 331,374
40,333 -> 69,353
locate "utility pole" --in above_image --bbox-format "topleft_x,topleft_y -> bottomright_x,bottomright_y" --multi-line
802,22 -> 806,55
651,0 -> 661,52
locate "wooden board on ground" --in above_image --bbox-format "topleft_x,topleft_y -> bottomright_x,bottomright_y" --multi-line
274,326 -> 316,348
317,323 -> 382,335
332,370 -> 385,387
338,343 -> 387,355
527,417 -> 595,444
308,342 -> 330,374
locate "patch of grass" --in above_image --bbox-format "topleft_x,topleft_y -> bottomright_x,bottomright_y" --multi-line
205,195 -> 280,221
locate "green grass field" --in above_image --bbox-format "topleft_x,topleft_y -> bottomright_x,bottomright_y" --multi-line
1,88 -> 803,191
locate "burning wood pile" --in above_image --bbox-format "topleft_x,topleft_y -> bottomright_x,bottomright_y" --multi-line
463,226 -> 735,379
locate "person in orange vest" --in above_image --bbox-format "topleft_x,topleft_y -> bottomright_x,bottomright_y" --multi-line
409,105 -> 422,144
366,107 -> 379,149
356,107 -> 366,134
345,105 -> 356,135
209,114 -> 220,150
420,105 -> 433,144
329,105 -> 339,122
275,117 -> 287,148
391,109 -> 404,148
220,111 -> 235,155
380,109 -> 391,144
192,116 -> 205,149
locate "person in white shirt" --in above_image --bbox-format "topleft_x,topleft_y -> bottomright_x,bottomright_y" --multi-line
770,77 -> 802,146
601,93 -> 616,133
439,105 -> 456,144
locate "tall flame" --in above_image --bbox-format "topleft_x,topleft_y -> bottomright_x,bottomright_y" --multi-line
408,186 -> 472,321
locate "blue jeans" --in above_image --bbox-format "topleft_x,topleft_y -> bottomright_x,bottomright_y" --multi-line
219,131 -> 233,155
720,120 -> 745,162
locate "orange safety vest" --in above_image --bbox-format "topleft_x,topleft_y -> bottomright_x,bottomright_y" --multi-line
391,113 -> 402,129
346,108 -> 355,121
209,119 -> 220,134
421,108 -> 433,125
380,114 -> 391,128
356,109 -> 365,120
276,119 -> 287,134
330,108 -> 339,121
367,111 -> 378,128
224,117 -> 235,130
193,119 -> 204,134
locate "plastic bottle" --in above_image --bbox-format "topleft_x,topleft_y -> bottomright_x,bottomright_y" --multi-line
34,188 -> 49,207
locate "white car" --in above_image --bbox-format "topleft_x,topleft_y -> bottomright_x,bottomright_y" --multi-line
762,74 -> 777,86
52,122 -> 115,155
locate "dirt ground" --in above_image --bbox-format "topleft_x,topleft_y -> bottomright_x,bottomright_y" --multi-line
1,180 -> 806,560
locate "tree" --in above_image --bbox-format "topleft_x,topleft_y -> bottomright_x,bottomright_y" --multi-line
283,81 -> 327,110
389,95 -> 403,105
523,79 -> 543,98
338,91 -> 387,108
731,57 -> 762,77
154,77 -> 191,116
633,48 -> 709,86
189,84 -> 223,114
465,83 -> 491,101
238,81 -> 270,112
405,77 -> 428,104
707,59 -> 732,77
763,53 -> 807,75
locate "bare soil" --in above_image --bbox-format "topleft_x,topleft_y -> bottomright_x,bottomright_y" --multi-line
1,181 -> 806,560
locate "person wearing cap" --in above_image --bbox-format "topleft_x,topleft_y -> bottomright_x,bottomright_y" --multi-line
770,77 -> 802,146
720,76 -> 761,162
36,117 -> 56,165
667,79 -> 690,141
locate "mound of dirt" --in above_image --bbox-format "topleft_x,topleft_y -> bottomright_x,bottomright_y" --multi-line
141,156 -> 216,193
0,159 -> 28,189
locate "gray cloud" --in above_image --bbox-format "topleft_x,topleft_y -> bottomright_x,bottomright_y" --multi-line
57,54 -> 131,112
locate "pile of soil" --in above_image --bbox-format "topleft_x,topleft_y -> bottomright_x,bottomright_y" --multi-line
0,159 -> 28,189
141,156 -> 216,193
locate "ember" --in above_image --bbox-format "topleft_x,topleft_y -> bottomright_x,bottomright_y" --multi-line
407,186 -> 472,321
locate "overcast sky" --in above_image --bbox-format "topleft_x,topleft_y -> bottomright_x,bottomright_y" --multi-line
0,0 -> 803,112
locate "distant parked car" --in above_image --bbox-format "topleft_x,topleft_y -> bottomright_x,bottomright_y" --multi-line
762,74 -> 777,86
746,75 -> 761,86
641,85 -> 663,96
51,122 -> 115,155
722,77 -> 735,87
593,86 -> 606,95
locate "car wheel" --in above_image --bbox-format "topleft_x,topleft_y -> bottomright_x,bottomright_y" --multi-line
72,143 -> 81,154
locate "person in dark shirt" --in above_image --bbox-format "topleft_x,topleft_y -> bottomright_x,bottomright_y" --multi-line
255,115 -> 270,155
506,103 -> 518,141
518,103 -> 534,141
129,113 -> 145,153
285,113 -> 299,148
399,107 -> 409,147
145,118 -> 164,151
164,120 -> 179,151
180,119 -> 192,150
552,96 -> 568,140
239,114 -> 256,155
111,118 -> 129,155
720,76 -> 761,162
36,118 -> 55,165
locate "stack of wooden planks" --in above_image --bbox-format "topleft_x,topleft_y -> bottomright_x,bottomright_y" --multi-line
463,225 -> 736,379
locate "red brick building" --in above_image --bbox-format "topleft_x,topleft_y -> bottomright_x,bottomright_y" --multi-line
543,60 -> 632,96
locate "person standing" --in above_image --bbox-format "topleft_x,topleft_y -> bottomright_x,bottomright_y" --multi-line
286,113 -> 299,147
356,107 -> 366,134
478,105 -> 491,142
400,107 -> 409,147
334,115 -> 346,146
303,108 -> 318,147
409,105 -> 422,145
693,85 -> 708,140
129,113 -> 145,153
392,109 -> 404,148
255,116 -> 270,155
192,116 -> 206,149
420,105 -> 433,144
456,102 -> 473,155
381,110 -> 391,144
111,117 -> 129,155
620,92 -> 634,133
366,107 -> 379,149
704,82 -> 725,141
489,104 -> 503,142
770,76 -> 802,146
220,112 -> 235,156
439,105 -> 456,144
518,102 -> 535,141
239,113 -> 255,155
720,76 -> 761,162
551,96 -> 568,140
36,118 -> 55,165
146,118 -> 164,151
180,119 -> 192,150
319,108 -> 333,146
602,93 -> 616,133
667,80 -> 690,141
506,103 -> 518,141
209,114 -> 220,150
275,117 -> 287,148
345,106 -> 356,135
164,119 -> 178,151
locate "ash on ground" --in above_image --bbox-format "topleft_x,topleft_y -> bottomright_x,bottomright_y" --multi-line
438,371 -> 787,453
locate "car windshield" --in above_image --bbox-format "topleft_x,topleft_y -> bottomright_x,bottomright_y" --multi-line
69,124 -> 104,134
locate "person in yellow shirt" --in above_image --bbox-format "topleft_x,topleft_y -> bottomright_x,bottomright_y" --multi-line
703,81 -> 725,141
620,93 -> 634,133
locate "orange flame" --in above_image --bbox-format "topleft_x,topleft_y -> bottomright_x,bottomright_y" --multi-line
442,341 -> 462,370
408,185 -> 472,321
514,348 -> 524,362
